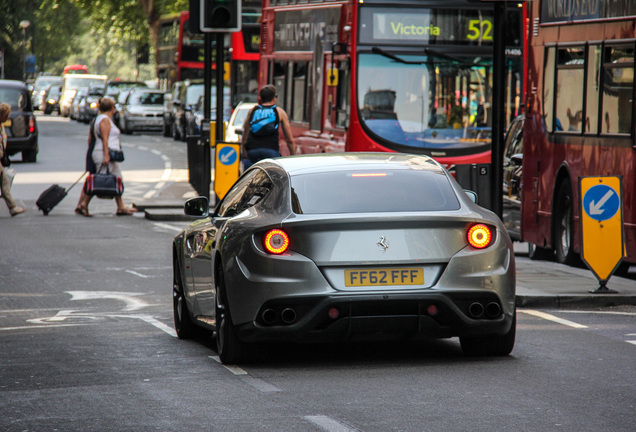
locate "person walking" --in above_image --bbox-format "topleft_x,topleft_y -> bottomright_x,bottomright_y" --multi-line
89,97 -> 136,216
241,85 -> 294,167
74,115 -> 98,216
0,103 -> 26,217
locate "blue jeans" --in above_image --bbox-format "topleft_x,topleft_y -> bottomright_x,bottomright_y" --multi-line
246,148 -> 281,168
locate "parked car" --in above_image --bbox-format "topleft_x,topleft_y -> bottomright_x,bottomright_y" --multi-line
0,79 -> 39,162
502,115 -> 524,242
113,90 -> 131,128
70,87 -> 88,121
172,80 -> 203,141
82,84 -> 104,123
40,84 -> 61,115
162,81 -> 182,137
225,102 -> 257,142
119,88 -> 165,134
31,75 -> 62,111
172,153 -> 517,364
104,80 -> 148,100
178,83 -> 231,141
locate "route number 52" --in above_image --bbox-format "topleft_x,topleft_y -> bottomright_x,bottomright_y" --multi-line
467,19 -> 493,41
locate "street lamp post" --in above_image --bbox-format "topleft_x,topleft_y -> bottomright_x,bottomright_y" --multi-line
19,20 -> 30,82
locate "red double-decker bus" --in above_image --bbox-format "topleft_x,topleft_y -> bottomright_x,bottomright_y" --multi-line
522,0 -> 636,267
156,2 -> 262,106
258,0 -> 523,167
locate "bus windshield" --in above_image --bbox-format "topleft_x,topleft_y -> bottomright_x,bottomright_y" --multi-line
357,52 -> 492,154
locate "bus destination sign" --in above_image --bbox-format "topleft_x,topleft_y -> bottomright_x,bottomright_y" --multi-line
274,8 -> 340,52
359,8 -> 494,46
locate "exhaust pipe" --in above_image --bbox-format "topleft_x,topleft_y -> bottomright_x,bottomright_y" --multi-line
468,302 -> 484,318
485,302 -> 502,318
261,309 -> 277,325
281,308 -> 297,324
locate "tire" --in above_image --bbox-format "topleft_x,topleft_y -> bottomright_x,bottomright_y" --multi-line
554,180 -> 579,265
22,148 -> 37,163
215,269 -> 250,364
173,261 -> 196,339
460,312 -> 516,357
527,242 -> 553,261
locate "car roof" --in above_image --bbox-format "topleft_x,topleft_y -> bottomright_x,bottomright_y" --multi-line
269,153 -> 445,176
0,80 -> 29,89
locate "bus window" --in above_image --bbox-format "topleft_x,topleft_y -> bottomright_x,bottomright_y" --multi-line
585,45 -> 602,134
543,47 -> 556,132
335,61 -> 350,129
601,44 -> 634,135
556,47 -> 584,133
291,61 -> 309,123
272,61 -> 288,111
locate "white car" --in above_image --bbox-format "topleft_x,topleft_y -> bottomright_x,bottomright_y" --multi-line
224,102 -> 256,142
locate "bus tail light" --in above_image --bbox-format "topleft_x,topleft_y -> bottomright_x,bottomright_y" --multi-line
264,229 -> 290,254
467,224 -> 493,249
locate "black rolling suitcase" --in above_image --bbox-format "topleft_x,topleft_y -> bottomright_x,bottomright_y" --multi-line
36,171 -> 87,215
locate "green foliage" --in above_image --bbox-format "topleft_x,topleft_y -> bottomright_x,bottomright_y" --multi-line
1,0 -> 190,80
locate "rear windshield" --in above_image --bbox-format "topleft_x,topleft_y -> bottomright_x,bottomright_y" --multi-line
129,92 -> 164,106
291,170 -> 460,214
0,87 -> 30,110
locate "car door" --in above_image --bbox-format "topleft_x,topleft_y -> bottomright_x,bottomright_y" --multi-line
189,170 -> 261,317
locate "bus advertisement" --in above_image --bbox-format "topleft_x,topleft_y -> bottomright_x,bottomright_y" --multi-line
258,0 -> 523,169
522,0 -> 635,267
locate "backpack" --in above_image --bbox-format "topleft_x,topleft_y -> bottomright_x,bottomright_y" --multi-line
250,105 -> 279,136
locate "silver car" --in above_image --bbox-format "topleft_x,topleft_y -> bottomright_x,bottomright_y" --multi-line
172,153 -> 516,363
119,89 -> 164,134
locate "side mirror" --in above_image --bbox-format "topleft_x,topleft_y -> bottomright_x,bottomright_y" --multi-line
511,154 -> 523,165
184,196 -> 209,217
464,190 -> 478,203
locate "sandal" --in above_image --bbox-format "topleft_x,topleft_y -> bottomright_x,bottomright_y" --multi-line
116,207 -> 136,216
75,206 -> 92,217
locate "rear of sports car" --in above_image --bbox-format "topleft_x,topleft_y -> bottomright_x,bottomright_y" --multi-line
225,159 -> 516,355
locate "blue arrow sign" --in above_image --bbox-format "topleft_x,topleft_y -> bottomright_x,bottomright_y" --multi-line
582,184 -> 619,221
218,146 -> 238,166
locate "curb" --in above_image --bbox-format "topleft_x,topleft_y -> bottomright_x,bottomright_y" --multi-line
516,294 -> 636,309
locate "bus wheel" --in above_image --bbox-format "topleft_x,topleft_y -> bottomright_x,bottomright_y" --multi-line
527,242 -> 553,261
554,180 -> 578,265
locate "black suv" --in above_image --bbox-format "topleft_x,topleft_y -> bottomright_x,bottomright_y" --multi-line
0,80 -> 39,162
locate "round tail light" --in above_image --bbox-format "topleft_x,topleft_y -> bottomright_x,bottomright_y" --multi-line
264,229 -> 290,254
467,224 -> 493,249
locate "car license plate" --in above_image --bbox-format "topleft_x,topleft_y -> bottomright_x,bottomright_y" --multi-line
344,268 -> 424,287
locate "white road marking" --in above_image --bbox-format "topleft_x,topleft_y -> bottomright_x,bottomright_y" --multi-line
519,309 -> 588,328
304,415 -> 361,432
627,341 -> 636,346
125,269 -> 150,278
67,291 -> 148,311
209,356 -> 248,375
0,324 -> 87,331
152,222 -> 185,232
114,314 -> 177,337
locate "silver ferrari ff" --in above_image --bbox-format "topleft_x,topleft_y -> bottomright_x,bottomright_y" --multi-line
172,153 -> 516,363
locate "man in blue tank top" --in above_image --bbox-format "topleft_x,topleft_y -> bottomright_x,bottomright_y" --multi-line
241,85 -> 294,168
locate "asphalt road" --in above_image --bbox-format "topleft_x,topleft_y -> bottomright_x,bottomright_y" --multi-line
1,115 -> 635,432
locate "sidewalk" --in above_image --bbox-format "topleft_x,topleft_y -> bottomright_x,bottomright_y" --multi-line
140,179 -> 636,309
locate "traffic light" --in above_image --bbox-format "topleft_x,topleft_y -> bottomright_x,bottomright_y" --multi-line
200,0 -> 242,32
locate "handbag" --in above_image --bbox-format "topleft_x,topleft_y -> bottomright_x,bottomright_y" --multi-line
85,165 -> 124,198
109,148 -> 125,162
